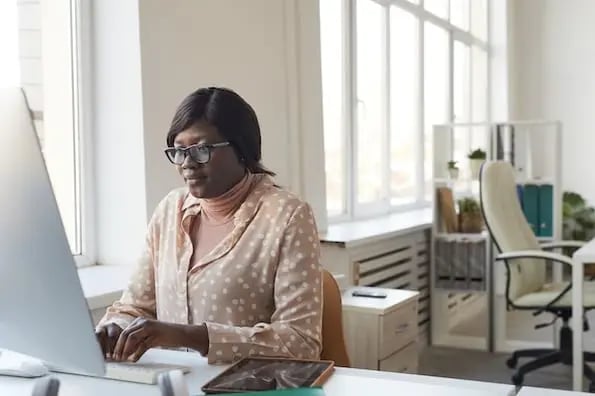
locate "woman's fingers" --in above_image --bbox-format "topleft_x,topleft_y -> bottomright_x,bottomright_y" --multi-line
120,327 -> 149,361
105,324 -> 123,359
113,320 -> 145,361
127,336 -> 154,362
95,327 -> 108,357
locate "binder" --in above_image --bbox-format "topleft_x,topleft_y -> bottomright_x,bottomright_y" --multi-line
516,184 -> 524,210
538,184 -> 553,237
522,184 -> 539,235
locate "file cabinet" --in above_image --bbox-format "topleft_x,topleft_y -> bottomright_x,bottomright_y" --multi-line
342,287 -> 419,373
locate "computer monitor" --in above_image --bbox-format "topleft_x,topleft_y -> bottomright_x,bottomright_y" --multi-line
0,87 -> 105,376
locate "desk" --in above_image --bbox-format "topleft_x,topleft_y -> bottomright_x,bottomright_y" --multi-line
518,385 -> 592,395
572,240 -> 595,391
0,349 -> 516,395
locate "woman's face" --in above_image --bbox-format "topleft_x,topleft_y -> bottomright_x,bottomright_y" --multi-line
173,122 -> 245,198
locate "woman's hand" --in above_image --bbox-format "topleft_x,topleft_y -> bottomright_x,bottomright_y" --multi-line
95,323 -> 123,359
111,318 -> 210,362
111,318 -> 180,362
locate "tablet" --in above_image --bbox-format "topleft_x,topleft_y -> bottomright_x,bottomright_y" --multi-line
201,357 -> 335,394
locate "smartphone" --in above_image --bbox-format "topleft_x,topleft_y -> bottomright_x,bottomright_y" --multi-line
351,289 -> 387,299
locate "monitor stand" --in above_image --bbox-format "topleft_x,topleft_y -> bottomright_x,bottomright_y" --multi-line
0,350 -> 49,378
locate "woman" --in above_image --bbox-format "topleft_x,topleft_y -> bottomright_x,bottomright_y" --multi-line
95,87 -> 323,364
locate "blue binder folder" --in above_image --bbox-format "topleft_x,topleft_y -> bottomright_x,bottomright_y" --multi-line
538,184 -> 554,237
516,184 -> 524,210
522,184 -> 539,235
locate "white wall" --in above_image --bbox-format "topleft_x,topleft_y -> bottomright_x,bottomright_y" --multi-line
92,0 -> 327,265
138,0 -> 326,227
92,0 -> 149,266
509,0 -> 595,203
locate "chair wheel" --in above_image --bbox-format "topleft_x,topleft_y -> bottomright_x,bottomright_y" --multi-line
506,356 -> 518,369
511,373 -> 524,387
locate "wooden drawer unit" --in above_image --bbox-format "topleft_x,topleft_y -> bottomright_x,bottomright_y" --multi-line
379,300 -> 417,359
342,287 -> 419,372
379,342 -> 418,373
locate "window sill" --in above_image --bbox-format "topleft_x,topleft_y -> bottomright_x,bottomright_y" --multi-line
79,264 -> 132,310
320,207 -> 433,248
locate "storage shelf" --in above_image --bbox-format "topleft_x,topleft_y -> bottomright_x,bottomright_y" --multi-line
516,178 -> 555,185
431,120 -> 562,353
537,236 -> 554,242
435,232 -> 488,242
434,178 -> 478,184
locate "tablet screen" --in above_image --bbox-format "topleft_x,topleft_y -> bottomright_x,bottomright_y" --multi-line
202,358 -> 333,393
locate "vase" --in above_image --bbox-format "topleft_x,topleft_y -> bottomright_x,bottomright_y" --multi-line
459,212 -> 484,233
448,168 -> 459,179
469,159 -> 485,180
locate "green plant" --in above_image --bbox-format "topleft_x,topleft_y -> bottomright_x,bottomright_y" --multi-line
447,160 -> 458,169
458,197 -> 480,214
563,191 -> 595,243
468,148 -> 486,160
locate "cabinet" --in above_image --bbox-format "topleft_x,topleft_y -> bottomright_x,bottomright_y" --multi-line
320,224 -> 431,345
342,287 -> 419,372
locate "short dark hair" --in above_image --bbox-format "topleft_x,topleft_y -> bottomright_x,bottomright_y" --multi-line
166,87 -> 275,176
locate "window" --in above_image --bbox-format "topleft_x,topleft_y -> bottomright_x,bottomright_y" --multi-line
1,0 -> 93,266
320,0 -> 489,221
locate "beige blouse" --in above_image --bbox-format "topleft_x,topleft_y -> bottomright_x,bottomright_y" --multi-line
98,175 -> 323,363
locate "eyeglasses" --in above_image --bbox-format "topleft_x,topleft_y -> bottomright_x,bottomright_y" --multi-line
164,142 -> 231,165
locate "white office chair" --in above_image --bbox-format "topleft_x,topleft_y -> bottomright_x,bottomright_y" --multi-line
480,160 -> 595,390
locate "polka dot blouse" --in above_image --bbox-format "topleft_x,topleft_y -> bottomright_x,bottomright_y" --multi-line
98,175 -> 323,363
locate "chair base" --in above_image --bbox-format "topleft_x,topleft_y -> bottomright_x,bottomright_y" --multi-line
507,321 -> 595,391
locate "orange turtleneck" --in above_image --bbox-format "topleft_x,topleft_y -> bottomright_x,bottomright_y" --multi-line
190,172 -> 257,268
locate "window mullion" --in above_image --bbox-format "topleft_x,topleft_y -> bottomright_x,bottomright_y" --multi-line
348,0 -> 358,218
417,11 -> 425,202
382,4 -> 391,211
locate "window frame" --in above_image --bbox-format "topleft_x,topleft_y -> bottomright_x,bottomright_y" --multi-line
71,0 -> 95,267
323,0 -> 490,223
37,0 -> 95,267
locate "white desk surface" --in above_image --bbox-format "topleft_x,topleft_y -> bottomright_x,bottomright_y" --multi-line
574,239 -> 595,263
0,349 -> 516,396
518,385 -> 591,395
572,241 -> 595,391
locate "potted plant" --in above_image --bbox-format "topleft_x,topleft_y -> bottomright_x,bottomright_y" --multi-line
563,191 -> 595,277
468,148 -> 487,179
458,197 -> 483,233
447,160 -> 459,179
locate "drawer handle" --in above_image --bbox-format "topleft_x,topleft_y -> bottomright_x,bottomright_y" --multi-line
394,323 -> 409,333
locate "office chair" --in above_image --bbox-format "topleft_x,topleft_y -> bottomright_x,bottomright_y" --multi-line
321,270 -> 351,367
479,160 -> 595,390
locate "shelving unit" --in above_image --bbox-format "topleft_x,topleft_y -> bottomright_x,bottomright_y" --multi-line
430,121 -> 563,353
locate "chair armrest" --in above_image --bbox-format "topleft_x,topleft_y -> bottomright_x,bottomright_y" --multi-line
540,240 -> 586,250
496,250 -> 575,267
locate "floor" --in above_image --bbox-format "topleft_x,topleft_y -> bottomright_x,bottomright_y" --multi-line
418,345 -> 586,391
425,292 -> 595,392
